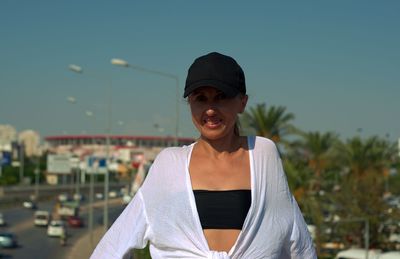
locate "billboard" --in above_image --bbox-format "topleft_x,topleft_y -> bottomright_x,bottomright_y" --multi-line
85,156 -> 107,174
47,154 -> 71,174
0,151 -> 12,166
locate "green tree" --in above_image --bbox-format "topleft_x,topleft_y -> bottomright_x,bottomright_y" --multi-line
285,131 -> 339,255
240,103 -> 295,145
297,131 -> 339,192
333,136 -> 398,248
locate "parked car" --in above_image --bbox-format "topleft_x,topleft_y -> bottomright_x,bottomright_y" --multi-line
73,193 -> 84,201
0,232 -> 18,248
67,216 -> 83,228
108,190 -> 118,198
122,194 -> 132,205
47,220 -> 66,237
380,252 -> 400,259
34,211 -> 50,227
0,213 -> 6,226
95,193 -> 104,200
335,248 -> 381,259
22,200 -> 37,209
58,193 -> 69,202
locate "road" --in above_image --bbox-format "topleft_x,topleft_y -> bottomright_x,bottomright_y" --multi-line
0,198 -> 125,258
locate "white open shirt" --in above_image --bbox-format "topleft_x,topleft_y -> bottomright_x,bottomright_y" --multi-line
91,136 -> 317,259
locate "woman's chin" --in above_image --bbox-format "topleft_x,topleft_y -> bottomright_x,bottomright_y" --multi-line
199,127 -> 232,141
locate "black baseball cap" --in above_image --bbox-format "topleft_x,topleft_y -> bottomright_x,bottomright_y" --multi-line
183,52 -> 246,98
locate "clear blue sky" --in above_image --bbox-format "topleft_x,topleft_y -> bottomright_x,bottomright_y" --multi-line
1,1 -> 399,142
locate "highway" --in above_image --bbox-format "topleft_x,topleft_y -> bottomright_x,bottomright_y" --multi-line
0,197 -> 125,258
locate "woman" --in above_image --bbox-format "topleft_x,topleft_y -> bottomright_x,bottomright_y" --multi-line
91,52 -> 316,258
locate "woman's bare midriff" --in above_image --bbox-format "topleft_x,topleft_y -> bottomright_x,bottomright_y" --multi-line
204,229 -> 241,253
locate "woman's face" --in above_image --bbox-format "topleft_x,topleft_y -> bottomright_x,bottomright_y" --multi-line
188,87 -> 248,141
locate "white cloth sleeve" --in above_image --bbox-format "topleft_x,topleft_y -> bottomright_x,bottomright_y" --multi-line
90,190 -> 151,259
288,196 -> 317,259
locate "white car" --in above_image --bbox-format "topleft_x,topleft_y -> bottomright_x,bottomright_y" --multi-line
73,193 -> 84,201
22,200 -> 37,209
307,224 -> 316,241
34,211 -> 50,227
335,248 -> 381,259
47,220 -> 66,237
108,190 -> 118,198
379,254 -> 400,259
58,193 -> 69,202
122,194 -> 132,205
380,252 -> 400,259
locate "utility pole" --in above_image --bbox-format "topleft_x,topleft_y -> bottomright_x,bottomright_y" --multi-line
338,218 -> 370,259
34,156 -> 40,200
19,143 -> 24,184
88,168 -> 94,249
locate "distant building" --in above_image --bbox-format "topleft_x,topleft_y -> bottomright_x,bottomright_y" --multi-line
0,124 -> 17,151
44,134 -> 196,185
18,130 -> 41,157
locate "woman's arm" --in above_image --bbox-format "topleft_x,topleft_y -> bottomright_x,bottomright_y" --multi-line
90,190 -> 151,259
288,196 -> 317,259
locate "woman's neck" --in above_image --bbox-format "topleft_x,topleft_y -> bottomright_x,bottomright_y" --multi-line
196,134 -> 246,155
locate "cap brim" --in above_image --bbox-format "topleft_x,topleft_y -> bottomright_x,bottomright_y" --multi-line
183,80 -> 239,98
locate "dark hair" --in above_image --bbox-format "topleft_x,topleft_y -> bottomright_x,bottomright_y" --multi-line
234,120 -> 241,136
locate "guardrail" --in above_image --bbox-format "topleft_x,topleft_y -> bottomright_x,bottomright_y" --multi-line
0,182 -> 128,207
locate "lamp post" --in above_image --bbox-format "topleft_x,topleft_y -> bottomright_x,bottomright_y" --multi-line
338,217 -> 370,259
68,64 -> 112,232
19,143 -> 24,184
34,156 -> 40,200
110,58 -> 180,146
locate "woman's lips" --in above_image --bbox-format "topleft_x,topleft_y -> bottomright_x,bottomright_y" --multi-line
203,117 -> 222,129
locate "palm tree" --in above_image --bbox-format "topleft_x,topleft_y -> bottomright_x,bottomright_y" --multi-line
297,131 -> 339,192
333,136 -> 397,249
240,103 -> 295,145
287,131 -> 338,255
337,136 -> 393,179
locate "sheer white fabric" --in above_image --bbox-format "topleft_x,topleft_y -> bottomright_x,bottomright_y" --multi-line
91,136 -> 317,259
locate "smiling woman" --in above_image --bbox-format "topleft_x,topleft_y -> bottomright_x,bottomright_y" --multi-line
91,52 -> 316,259
188,87 -> 247,142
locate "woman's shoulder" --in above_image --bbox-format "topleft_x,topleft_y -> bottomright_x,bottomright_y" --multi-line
247,135 -> 277,151
148,143 -> 195,168
155,143 -> 195,159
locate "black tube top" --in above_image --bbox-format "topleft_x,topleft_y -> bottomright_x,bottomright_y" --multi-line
193,190 -> 251,230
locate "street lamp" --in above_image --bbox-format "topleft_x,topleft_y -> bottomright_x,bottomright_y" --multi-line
110,58 -> 180,146
34,157 -> 40,200
337,218 -> 370,259
68,64 -> 112,233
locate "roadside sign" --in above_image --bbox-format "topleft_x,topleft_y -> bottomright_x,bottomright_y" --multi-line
0,151 -> 11,166
47,154 -> 71,174
86,156 -> 107,174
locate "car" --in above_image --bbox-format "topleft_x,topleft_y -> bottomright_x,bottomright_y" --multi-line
47,220 -> 66,237
22,200 -> 37,209
0,213 -> 6,226
58,193 -> 69,202
306,224 -> 316,241
380,252 -> 400,259
67,216 -> 84,228
0,232 -> 18,248
335,248 -> 381,259
384,195 -> 400,208
34,210 -> 50,227
108,190 -> 118,198
73,193 -> 84,201
122,194 -> 132,205
95,193 -> 104,200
